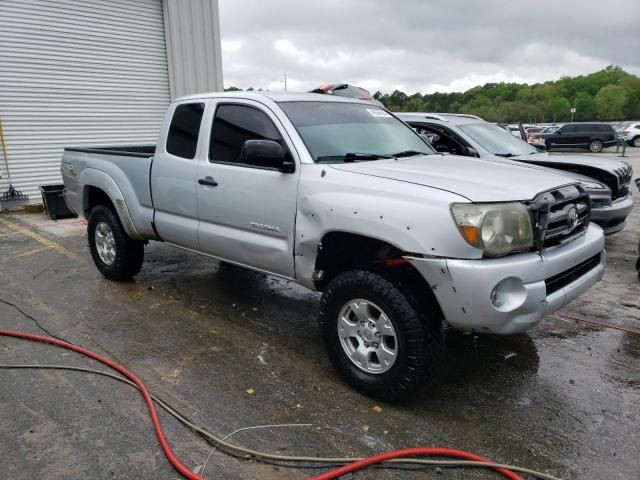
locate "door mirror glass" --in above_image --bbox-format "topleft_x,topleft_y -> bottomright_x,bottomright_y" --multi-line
465,146 -> 479,157
241,139 -> 292,172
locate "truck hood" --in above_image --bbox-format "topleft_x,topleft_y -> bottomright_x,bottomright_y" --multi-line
512,152 -> 631,192
329,154 -> 575,202
512,152 -> 629,173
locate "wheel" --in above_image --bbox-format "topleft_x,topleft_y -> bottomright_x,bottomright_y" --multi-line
88,205 -> 144,281
588,139 -> 604,153
632,136 -> 640,147
320,268 -> 443,401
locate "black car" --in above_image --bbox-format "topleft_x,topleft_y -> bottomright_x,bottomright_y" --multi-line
540,123 -> 617,153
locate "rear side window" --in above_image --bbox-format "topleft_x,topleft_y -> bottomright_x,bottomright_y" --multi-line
210,104 -> 283,164
166,103 -> 205,159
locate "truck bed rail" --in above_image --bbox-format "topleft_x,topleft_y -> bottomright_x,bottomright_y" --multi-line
64,145 -> 155,158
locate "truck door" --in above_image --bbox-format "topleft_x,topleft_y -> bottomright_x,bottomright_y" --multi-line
150,101 -> 205,249
195,101 -> 300,277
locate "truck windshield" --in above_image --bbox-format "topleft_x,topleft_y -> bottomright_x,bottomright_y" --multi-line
458,122 -> 540,157
280,101 -> 433,162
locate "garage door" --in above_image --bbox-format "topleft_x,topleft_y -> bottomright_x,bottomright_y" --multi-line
0,0 -> 171,203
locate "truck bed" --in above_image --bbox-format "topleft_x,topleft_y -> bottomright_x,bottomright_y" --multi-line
64,145 -> 156,158
62,145 -> 157,239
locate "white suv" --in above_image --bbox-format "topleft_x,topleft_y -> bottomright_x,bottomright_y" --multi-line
621,122 -> 640,147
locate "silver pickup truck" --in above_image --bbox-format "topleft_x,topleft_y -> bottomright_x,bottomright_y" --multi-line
62,92 -> 606,400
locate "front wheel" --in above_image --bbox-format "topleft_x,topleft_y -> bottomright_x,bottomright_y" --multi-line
588,139 -> 604,153
320,268 -> 443,401
88,205 -> 144,281
632,136 -> 640,147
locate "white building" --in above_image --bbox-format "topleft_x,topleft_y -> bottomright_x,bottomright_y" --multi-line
0,0 -> 223,202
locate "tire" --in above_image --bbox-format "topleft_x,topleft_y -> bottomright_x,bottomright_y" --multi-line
320,268 -> 443,401
88,205 -> 144,281
588,139 -> 604,153
632,136 -> 640,148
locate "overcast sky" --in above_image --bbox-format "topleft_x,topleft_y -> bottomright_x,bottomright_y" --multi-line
218,0 -> 640,94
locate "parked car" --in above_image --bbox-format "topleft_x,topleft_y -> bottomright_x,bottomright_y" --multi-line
527,125 -> 558,141
62,93 -> 605,401
537,122 -> 617,153
496,123 -> 522,138
310,83 -> 383,106
620,122 -> 640,147
528,125 -> 561,146
399,113 -> 634,235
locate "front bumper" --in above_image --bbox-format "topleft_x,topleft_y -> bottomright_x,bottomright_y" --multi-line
591,192 -> 633,235
407,224 -> 605,335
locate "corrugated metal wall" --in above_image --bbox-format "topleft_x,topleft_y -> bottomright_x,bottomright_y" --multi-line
0,0 -> 171,202
163,0 -> 224,99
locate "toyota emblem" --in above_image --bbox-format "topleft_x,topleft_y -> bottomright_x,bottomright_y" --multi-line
567,207 -> 578,231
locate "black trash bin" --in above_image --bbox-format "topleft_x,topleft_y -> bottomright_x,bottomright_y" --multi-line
39,185 -> 77,221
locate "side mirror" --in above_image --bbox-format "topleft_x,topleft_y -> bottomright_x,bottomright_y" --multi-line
240,139 -> 294,172
555,130 -> 562,135
464,146 -> 479,157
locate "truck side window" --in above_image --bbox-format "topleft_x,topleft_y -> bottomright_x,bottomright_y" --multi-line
166,103 -> 205,159
210,104 -> 283,164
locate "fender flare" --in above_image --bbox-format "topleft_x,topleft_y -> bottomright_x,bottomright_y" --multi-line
79,168 -> 144,240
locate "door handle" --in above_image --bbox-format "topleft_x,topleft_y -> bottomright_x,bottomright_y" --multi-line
198,176 -> 218,187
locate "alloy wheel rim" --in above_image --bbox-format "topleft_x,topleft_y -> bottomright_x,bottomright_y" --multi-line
590,141 -> 603,152
95,221 -> 116,265
337,299 -> 398,374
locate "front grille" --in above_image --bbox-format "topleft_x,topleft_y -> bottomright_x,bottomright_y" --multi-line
545,253 -> 601,295
612,165 -> 633,200
529,185 -> 591,250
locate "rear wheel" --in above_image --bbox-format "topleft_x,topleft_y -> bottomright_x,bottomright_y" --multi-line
320,268 -> 443,401
88,205 -> 144,281
588,139 -> 604,153
632,136 -> 640,147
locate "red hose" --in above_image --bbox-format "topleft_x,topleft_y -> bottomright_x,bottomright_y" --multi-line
308,447 -> 525,480
1,329 -> 526,480
0,330 -> 204,480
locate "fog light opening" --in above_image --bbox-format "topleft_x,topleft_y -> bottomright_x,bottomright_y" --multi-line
490,277 -> 527,312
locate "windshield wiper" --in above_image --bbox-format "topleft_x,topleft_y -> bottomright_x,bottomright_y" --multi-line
316,152 -> 393,163
344,152 -> 394,161
390,150 -> 427,158
494,153 -> 517,158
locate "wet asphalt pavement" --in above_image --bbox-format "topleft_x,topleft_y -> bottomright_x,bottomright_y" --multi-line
1,149 -> 639,480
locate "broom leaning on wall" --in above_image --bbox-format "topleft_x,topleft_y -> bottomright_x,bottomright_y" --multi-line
0,117 -> 29,210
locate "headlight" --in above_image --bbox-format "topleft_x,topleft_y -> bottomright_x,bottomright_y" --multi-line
579,180 -> 605,190
451,203 -> 534,256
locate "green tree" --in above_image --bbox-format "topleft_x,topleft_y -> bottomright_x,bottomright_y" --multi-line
547,96 -> 571,122
572,92 -> 596,121
595,85 -> 627,120
620,76 -> 640,119
404,97 -> 423,112
376,66 -> 639,121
